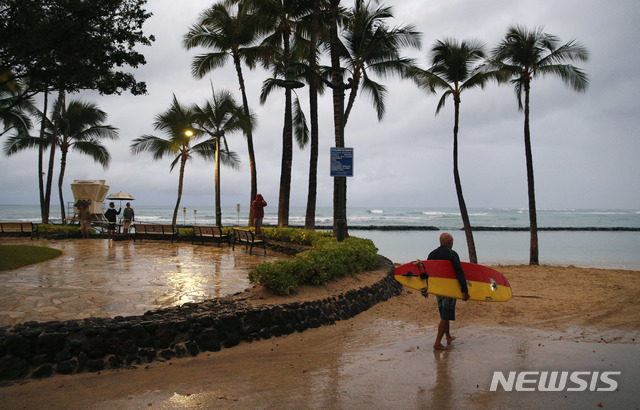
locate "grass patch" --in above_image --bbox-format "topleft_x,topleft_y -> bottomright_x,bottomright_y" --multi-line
0,245 -> 63,271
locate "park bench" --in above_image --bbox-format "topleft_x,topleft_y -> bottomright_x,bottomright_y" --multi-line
0,222 -> 38,239
232,228 -> 266,255
134,224 -> 177,243
192,225 -> 230,246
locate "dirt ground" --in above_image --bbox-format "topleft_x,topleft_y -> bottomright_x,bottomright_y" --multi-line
2,265 -> 640,409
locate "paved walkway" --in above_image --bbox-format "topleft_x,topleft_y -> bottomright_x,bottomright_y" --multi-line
0,237 -> 285,326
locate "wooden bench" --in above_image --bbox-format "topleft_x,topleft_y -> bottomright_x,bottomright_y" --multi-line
232,228 -> 266,255
192,225 -> 230,246
0,222 -> 38,239
134,224 -> 177,243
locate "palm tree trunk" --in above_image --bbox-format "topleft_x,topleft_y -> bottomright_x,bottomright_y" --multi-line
343,71 -> 361,126
453,99 -> 477,263
278,88 -> 294,228
58,146 -> 68,225
172,153 -> 187,227
523,82 -> 539,265
305,0 -> 321,231
43,90 -> 65,224
330,0 -> 347,241
38,91 -> 48,223
232,53 -> 258,226
215,139 -> 222,227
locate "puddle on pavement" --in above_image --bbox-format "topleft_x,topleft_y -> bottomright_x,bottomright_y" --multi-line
0,237 -> 285,326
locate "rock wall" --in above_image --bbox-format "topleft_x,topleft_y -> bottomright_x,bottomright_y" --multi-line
0,256 -> 401,383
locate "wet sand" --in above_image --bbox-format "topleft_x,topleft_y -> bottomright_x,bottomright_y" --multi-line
1,239 -> 639,408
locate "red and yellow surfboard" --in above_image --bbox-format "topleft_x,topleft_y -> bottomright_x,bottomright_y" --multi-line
394,259 -> 512,302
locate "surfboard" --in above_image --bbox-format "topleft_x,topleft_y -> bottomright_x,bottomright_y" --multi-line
394,259 -> 512,302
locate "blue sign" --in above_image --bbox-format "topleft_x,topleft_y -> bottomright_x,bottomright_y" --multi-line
330,147 -> 354,177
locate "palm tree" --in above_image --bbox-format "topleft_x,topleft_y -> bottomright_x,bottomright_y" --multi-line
0,79 -> 35,138
340,0 -> 421,125
410,38 -> 492,264
491,25 -> 589,265
191,88 -> 247,227
328,0 -> 347,240
244,0 -> 311,228
260,61 -> 307,228
183,1 -> 265,226
130,95 -> 211,226
304,0 -> 322,230
55,100 -> 119,224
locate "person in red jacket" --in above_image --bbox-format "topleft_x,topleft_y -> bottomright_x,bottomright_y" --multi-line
252,194 -> 267,236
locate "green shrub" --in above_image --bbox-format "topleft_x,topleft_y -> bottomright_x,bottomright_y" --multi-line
261,227 -> 331,246
36,224 -> 93,235
177,227 -> 194,236
248,230 -> 379,295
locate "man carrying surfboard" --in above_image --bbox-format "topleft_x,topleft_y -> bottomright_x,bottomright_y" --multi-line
425,232 -> 470,350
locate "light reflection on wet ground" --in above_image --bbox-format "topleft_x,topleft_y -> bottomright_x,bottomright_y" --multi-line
0,237 -> 287,326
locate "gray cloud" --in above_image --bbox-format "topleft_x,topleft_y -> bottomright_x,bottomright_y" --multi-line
2,0 -> 639,212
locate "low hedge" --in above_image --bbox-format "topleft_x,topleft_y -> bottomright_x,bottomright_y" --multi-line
36,224 -> 95,235
249,235 -> 379,295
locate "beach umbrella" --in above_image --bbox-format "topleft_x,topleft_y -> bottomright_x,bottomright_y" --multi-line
106,192 -> 135,207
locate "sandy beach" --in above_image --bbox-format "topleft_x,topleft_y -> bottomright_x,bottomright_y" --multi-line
2,263 -> 639,409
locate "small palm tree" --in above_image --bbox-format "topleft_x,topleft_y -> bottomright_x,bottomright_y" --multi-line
191,89 -> 247,227
491,25 -> 589,265
131,95 -> 211,226
410,38 -> 492,264
55,100 -> 118,224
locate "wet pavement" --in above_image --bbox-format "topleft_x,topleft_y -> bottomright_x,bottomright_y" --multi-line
0,237 -> 286,326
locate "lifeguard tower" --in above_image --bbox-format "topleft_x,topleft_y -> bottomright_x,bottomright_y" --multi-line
69,180 -> 110,229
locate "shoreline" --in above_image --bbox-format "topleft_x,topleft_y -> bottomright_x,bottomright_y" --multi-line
288,225 -> 640,231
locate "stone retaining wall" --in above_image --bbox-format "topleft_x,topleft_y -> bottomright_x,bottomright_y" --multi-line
0,256 -> 401,383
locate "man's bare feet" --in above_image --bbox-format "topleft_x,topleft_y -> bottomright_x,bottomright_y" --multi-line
433,343 -> 448,350
446,336 -> 456,345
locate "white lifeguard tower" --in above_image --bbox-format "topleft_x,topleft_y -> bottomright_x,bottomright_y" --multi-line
69,179 -> 110,228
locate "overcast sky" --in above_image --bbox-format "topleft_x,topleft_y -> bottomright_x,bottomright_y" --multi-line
2,0 -> 639,212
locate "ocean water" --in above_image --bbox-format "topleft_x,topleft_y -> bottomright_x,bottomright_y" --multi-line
1,205 -> 639,270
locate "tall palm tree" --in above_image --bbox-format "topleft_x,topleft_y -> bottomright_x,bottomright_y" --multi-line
260,61 -> 307,228
55,100 -> 118,224
191,88 -> 247,226
491,25 -> 589,265
328,0 -> 347,240
340,0 -> 421,125
410,38 -> 492,264
130,95 -> 211,226
304,0 -> 322,230
244,0 -> 311,228
183,1 -> 265,226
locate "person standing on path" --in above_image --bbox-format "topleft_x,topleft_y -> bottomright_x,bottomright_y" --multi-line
122,202 -> 135,234
424,232 -> 470,350
104,202 -> 121,240
252,194 -> 267,236
78,203 -> 92,239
